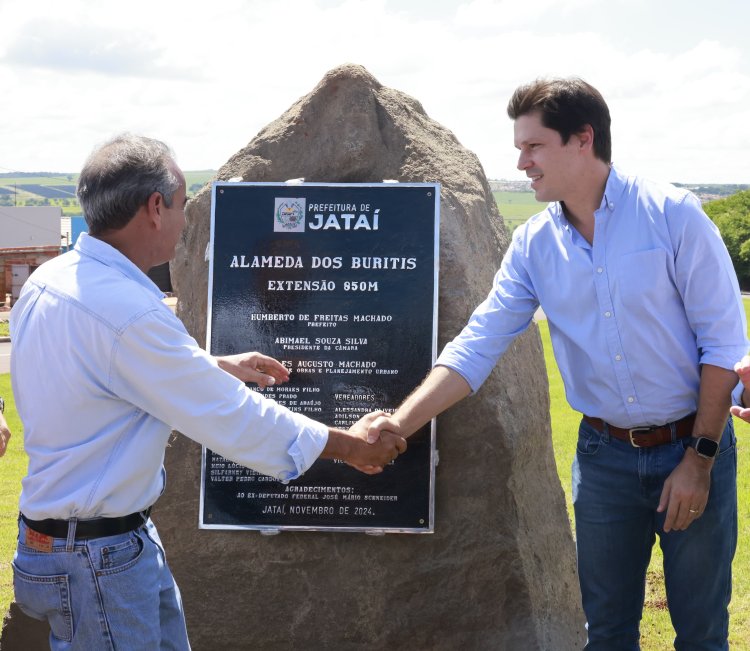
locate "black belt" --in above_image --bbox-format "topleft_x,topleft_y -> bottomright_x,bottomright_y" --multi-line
20,507 -> 151,540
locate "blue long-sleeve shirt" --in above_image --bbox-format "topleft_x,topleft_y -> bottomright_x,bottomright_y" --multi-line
436,166 -> 747,428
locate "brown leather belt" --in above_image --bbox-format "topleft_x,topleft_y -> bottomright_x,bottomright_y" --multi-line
582,414 -> 695,448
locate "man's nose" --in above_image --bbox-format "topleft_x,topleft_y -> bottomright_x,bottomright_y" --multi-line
517,150 -> 530,170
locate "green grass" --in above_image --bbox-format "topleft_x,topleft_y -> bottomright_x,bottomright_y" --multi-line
539,310 -> 750,649
0,322 -> 8,338
0,377 -> 24,613
0,175 -> 77,185
1,309 -> 748,648
183,170 -> 216,190
493,190 -> 545,231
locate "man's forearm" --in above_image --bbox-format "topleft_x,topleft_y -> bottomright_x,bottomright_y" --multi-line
320,428 -> 355,461
391,365 -> 472,438
692,363 -> 738,442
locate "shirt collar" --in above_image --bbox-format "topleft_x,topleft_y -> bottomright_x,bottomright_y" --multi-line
75,232 -> 164,299
599,163 -> 629,212
550,163 -> 629,226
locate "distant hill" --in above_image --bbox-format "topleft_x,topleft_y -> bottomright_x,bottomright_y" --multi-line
0,172 -> 73,178
0,171 -> 217,216
490,179 -> 748,205
489,179 -> 531,192
1,173 -> 744,218
673,183 -> 749,203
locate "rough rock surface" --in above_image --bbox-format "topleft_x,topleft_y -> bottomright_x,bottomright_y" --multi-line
167,64 -> 584,650
1,603 -> 49,650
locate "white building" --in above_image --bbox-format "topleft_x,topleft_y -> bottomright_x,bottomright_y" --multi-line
0,206 -> 63,304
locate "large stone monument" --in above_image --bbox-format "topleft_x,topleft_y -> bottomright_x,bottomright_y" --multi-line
0,64 -> 585,650
166,64 -> 584,649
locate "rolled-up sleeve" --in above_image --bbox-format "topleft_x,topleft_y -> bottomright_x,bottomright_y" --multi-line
436,234 -> 539,393
111,308 -> 328,481
669,192 -> 748,370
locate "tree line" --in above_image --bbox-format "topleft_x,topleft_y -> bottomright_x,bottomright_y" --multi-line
706,190 -> 750,290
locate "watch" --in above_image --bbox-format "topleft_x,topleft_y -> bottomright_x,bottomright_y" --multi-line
687,436 -> 719,459
0,396 -> 4,414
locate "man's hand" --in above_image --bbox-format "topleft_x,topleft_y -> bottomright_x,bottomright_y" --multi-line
349,411 -> 406,474
730,355 -> 750,422
321,411 -> 407,475
367,413 -> 402,444
657,450 -> 712,532
0,413 -> 10,458
216,352 -> 290,389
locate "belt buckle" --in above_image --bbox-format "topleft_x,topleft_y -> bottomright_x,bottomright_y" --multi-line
628,427 -> 652,447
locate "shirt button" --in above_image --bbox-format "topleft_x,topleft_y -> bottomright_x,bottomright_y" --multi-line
627,396 -> 635,403
597,267 -> 603,274
615,354 -> 622,361
604,311 -> 612,318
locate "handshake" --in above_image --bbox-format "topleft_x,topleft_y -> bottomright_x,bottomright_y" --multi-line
325,410 -> 405,475
220,351 -> 412,476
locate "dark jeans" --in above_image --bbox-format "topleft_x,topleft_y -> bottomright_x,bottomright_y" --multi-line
573,418 -> 737,650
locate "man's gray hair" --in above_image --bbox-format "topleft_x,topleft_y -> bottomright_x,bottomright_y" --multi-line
77,134 -> 180,234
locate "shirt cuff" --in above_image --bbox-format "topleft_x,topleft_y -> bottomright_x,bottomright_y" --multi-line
700,345 -> 748,373
283,417 -> 329,481
435,344 -> 491,394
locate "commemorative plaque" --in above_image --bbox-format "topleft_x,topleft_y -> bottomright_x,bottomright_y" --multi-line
200,182 -> 439,533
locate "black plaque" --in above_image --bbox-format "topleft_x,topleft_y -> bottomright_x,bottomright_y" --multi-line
200,182 -> 439,533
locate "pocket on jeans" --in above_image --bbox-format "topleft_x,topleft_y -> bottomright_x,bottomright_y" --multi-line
97,531 -> 145,575
576,425 -> 603,456
719,418 -> 736,456
681,420 -> 736,458
12,561 -> 73,642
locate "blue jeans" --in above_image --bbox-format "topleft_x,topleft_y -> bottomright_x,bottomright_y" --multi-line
12,518 -> 190,650
573,417 -> 737,651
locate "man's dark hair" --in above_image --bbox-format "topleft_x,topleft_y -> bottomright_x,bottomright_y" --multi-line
77,134 -> 180,235
507,77 -> 612,163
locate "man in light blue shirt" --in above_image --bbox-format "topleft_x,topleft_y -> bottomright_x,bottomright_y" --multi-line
369,78 -> 745,650
10,134 -> 406,650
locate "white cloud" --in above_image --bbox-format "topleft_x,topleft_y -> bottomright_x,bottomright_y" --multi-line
0,0 -> 747,182
3,20 -> 196,79
455,0 -> 600,28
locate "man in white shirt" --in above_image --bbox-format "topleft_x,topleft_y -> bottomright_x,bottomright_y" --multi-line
10,134 -> 405,650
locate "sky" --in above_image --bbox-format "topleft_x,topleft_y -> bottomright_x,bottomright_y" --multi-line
0,0 -> 748,184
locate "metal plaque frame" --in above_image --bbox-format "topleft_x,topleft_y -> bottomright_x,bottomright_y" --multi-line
199,181 -> 439,533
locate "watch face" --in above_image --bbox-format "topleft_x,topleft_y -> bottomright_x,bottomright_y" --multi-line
694,437 -> 719,458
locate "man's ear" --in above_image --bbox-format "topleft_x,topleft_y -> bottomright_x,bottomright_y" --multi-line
145,191 -> 164,230
576,124 -> 595,153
